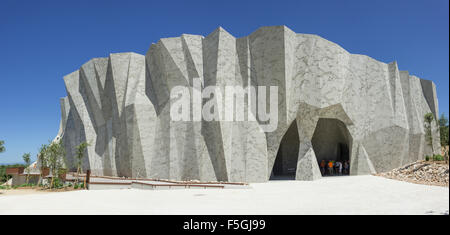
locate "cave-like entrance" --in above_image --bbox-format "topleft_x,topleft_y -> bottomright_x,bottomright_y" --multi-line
311,118 -> 351,176
270,120 -> 299,180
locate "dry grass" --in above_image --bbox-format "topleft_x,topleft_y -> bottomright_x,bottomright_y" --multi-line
0,186 -> 84,196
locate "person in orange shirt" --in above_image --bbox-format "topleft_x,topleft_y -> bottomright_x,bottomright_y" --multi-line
328,161 -> 334,176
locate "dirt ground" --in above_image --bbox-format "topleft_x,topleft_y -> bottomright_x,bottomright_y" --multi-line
0,187 -> 82,196
0,188 -> 49,196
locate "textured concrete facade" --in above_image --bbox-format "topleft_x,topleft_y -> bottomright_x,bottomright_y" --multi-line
56,26 -> 441,182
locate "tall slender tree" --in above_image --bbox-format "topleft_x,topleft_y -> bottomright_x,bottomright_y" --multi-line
22,153 -> 31,184
0,140 -> 5,153
75,142 -> 89,186
47,140 -> 66,189
0,140 -> 5,184
439,113 -> 449,163
439,113 -> 449,147
424,113 -> 435,156
37,144 -> 49,186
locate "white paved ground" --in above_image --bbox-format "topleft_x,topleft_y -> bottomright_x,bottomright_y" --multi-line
0,175 -> 448,215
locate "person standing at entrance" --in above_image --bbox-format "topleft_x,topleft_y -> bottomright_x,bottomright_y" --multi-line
320,160 -> 326,176
335,161 -> 343,175
344,161 -> 349,175
334,161 -> 339,175
328,161 -> 334,175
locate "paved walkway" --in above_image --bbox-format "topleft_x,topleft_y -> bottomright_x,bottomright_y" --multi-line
0,175 -> 448,215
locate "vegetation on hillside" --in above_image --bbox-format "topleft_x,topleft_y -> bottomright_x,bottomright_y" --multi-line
439,113 -> 449,147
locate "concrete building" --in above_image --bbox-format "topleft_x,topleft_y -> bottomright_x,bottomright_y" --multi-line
5,165 -> 45,186
56,26 -> 441,182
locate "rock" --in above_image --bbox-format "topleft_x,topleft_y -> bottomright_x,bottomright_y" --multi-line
378,160 -> 449,186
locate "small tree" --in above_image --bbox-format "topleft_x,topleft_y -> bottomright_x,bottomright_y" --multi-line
37,144 -> 49,186
22,153 -> 31,184
424,113 -> 436,156
47,140 -> 66,189
439,113 -> 449,147
0,140 -> 5,153
75,142 -> 89,185
0,140 -> 5,184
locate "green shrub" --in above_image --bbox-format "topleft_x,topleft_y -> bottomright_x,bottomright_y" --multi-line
15,183 -> 36,188
432,154 -> 444,161
51,178 -> 64,189
73,183 -> 84,189
425,155 -> 430,161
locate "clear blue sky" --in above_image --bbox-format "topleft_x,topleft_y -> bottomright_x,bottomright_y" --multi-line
0,0 -> 448,164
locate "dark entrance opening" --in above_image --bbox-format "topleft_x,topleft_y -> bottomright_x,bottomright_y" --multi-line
270,120 -> 299,180
311,118 -> 351,176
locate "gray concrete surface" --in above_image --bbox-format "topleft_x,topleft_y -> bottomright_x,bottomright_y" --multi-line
0,176 -> 447,215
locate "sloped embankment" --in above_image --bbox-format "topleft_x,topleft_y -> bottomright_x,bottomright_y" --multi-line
377,161 -> 449,187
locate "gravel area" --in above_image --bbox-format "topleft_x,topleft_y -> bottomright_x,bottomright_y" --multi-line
377,161 -> 449,187
0,175 -> 448,215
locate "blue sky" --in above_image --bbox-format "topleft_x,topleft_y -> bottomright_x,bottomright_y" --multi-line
0,0 -> 448,164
